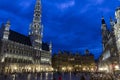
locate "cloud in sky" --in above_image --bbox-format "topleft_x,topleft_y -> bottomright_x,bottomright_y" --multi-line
57,0 -> 75,10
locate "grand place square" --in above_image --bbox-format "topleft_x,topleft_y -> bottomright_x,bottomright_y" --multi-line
0,0 -> 120,80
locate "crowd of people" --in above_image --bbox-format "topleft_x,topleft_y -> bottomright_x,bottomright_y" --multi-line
0,72 -> 120,80
53,72 -> 120,80
78,73 -> 116,80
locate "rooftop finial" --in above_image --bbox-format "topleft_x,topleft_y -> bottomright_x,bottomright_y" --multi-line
116,6 -> 120,11
101,16 -> 106,24
6,19 -> 10,25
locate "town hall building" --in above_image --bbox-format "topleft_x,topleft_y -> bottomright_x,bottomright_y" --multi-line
0,0 -> 52,73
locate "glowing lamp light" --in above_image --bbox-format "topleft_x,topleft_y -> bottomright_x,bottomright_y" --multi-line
46,68 -> 48,71
62,67 -> 66,71
91,68 -> 94,71
99,68 -> 103,71
115,65 -> 119,70
41,68 -> 43,70
1,58 -> 5,62
68,67 -> 72,71
62,67 -> 65,70
14,66 -> 17,70
103,67 -> 107,70
83,67 -> 86,71
28,67 -> 31,70
51,68 -> 54,71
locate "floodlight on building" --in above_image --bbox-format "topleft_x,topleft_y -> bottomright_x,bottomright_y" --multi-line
28,67 -> 31,70
91,68 -> 94,71
68,67 -> 72,71
83,67 -> 86,71
62,67 -> 66,71
115,65 -> 119,70
46,68 -> 48,71
14,66 -> 17,70
99,68 -> 103,71
50,68 -> 54,71
1,58 -> 5,62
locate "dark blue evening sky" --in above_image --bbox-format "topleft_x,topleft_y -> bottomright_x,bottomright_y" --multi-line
0,0 -> 120,59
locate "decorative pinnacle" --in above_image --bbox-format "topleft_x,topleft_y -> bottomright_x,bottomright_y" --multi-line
101,16 -> 106,24
6,20 -> 10,25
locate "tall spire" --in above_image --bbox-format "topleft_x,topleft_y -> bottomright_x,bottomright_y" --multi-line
101,16 -> 106,24
49,41 -> 52,53
29,0 -> 43,50
101,16 -> 107,30
110,17 -> 114,31
33,0 -> 41,23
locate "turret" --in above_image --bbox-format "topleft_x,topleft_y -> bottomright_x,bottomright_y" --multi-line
101,16 -> 107,30
49,41 -> 52,53
3,20 -> 10,39
115,7 -> 120,24
49,41 -> 52,65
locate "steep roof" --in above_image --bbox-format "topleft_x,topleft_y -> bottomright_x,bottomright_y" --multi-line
9,30 -> 32,46
8,30 -> 49,51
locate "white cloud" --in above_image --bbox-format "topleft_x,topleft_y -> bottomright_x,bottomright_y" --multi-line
57,0 -> 75,10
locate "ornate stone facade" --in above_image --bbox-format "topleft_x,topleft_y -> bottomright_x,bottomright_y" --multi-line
98,7 -> 120,73
0,0 -> 52,73
52,50 -> 96,72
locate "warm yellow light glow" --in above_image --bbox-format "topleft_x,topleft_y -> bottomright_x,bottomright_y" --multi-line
83,67 -> 86,71
79,65 -> 81,67
115,65 -> 119,70
1,58 -> 5,62
91,68 -> 94,71
99,68 -> 103,71
75,65 -> 78,67
51,68 -> 54,71
62,67 -> 65,70
41,68 -> 43,70
99,67 -> 107,71
46,68 -> 48,71
28,67 -> 31,70
62,67 -> 66,71
14,66 -> 17,70
103,67 -> 107,70
68,67 -> 72,71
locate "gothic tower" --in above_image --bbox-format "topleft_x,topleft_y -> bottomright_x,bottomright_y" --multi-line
29,0 -> 43,50
101,16 -> 109,50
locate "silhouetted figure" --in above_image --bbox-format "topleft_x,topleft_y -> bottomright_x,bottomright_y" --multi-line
81,75 -> 85,80
53,77 -> 56,80
58,76 -> 62,80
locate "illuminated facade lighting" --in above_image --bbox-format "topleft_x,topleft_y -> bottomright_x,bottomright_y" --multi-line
0,0 -> 53,73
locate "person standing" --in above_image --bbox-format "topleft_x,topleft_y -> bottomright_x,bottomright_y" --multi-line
80,75 -> 85,80
58,76 -> 62,80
